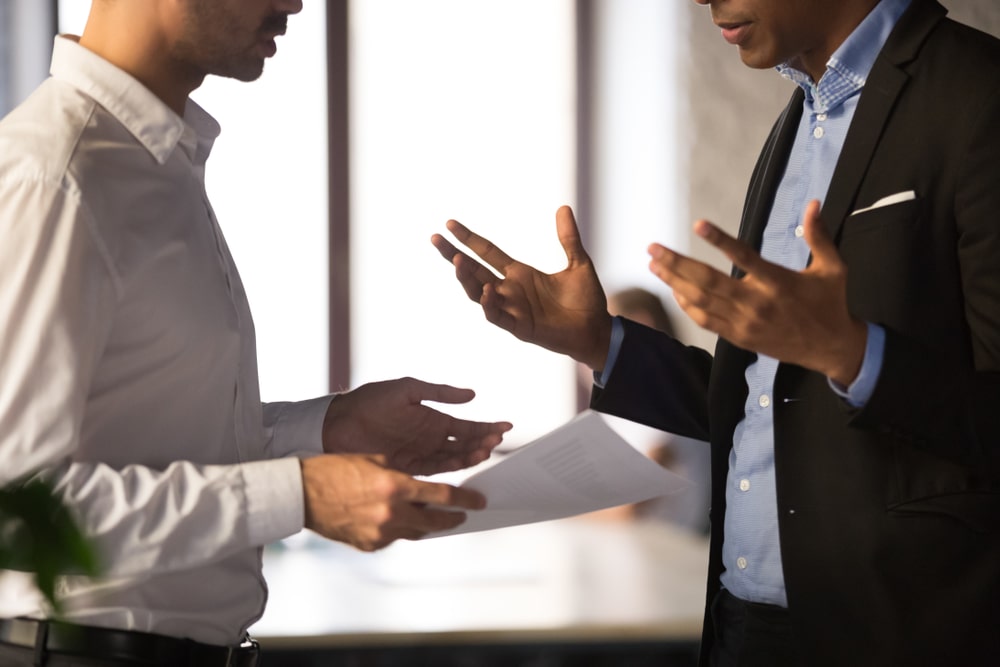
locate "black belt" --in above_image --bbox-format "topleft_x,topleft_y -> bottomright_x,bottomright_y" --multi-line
0,618 -> 260,666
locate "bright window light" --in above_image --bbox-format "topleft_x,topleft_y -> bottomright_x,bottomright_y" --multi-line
349,0 -> 578,445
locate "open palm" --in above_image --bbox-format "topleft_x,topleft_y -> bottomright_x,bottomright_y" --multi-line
432,205 -> 613,370
322,377 -> 511,476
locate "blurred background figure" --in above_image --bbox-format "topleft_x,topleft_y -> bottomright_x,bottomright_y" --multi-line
579,287 -> 710,534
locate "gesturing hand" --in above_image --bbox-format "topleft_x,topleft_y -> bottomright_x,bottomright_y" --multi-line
300,454 -> 485,551
647,200 -> 867,386
322,377 -> 512,476
431,205 -> 614,371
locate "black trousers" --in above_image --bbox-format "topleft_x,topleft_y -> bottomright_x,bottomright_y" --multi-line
709,588 -> 797,667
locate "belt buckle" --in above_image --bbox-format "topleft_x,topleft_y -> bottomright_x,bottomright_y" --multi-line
231,634 -> 260,667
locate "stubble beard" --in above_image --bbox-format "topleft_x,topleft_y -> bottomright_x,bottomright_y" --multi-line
173,1 -> 271,83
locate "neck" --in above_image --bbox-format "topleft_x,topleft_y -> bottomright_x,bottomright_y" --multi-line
792,0 -> 883,82
79,3 -> 203,116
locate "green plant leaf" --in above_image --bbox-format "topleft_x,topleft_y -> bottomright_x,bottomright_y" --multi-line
0,477 -> 100,614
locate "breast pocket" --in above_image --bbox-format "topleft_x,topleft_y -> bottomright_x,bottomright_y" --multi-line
838,198 -> 926,326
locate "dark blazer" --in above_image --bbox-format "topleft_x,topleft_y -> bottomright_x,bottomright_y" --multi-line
592,2 -> 1000,665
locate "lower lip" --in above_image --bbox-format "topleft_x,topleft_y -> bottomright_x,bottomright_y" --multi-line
259,39 -> 277,57
721,24 -> 750,45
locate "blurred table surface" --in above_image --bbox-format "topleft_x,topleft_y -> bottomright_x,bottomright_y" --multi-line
250,516 -> 710,650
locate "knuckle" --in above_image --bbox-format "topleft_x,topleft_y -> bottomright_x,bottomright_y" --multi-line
690,311 -> 711,328
370,502 -> 395,526
686,289 -> 711,309
372,474 -> 400,499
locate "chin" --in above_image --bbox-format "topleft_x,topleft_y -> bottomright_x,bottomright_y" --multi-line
738,48 -> 781,71
218,61 -> 267,82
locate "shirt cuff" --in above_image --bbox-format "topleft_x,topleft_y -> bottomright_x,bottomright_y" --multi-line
594,316 -> 625,389
242,457 -> 305,547
828,322 -> 885,408
263,395 -> 335,459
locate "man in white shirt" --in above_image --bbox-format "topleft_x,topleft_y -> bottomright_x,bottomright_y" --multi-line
0,0 -> 512,665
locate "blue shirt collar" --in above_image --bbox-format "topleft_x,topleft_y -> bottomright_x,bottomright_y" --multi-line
777,0 -> 912,112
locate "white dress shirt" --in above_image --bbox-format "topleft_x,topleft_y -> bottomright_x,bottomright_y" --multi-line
0,37 -> 331,645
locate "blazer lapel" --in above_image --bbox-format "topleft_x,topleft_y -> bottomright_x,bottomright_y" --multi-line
819,65 -> 908,239
820,0 -> 947,240
734,89 -> 803,278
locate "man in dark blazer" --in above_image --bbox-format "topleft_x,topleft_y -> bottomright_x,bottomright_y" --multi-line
433,0 -> 1000,665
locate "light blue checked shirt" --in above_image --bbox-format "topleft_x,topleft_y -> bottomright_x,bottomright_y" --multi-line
718,0 -> 910,606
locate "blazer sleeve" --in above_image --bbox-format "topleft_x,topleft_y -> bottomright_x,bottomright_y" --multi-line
590,318 -> 713,442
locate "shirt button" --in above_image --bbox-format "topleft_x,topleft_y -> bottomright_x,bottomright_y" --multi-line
758,394 -> 771,408
794,224 -> 805,238
737,557 -> 748,570
817,113 -> 828,121
813,126 -> 825,139
739,479 -> 751,492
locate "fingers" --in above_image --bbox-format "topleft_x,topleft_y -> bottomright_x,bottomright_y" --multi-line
554,205 -> 591,267
691,219 -> 781,283
691,200 -> 840,280
647,240 -> 754,341
437,206 -> 589,281
479,282 -> 516,333
647,243 -> 741,311
405,478 -> 487,511
394,375 -> 514,442
400,377 -> 476,405
799,199 -> 841,271
431,233 -> 499,303
372,479 -> 484,539
302,456 -> 484,550
429,232 -> 460,263
647,201 -> 860,374
671,289 -> 732,335
443,219 -> 516,276
410,411 -> 510,475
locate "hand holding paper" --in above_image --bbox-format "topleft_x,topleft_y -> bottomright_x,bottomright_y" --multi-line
426,411 -> 692,538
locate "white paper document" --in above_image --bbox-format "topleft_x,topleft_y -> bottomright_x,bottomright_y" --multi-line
426,410 -> 693,538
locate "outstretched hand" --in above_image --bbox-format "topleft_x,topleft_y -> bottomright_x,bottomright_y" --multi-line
431,205 -> 614,371
322,377 -> 512,476
647,200 -> 867,386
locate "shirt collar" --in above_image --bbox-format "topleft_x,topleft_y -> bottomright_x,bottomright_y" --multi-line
777,0 -> 912,112
48,36 -> 221,166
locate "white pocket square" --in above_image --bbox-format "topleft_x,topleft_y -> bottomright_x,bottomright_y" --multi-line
850,190 -> 916,216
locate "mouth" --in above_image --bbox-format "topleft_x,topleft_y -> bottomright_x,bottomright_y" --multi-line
257,13 -> 289,57
260,26 -> 287,43
717,21 -> 751,46
257,25 -> 287,58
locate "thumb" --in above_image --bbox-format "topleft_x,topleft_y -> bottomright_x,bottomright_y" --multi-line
802,199 -> 840,269
554,205 -> 592,268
